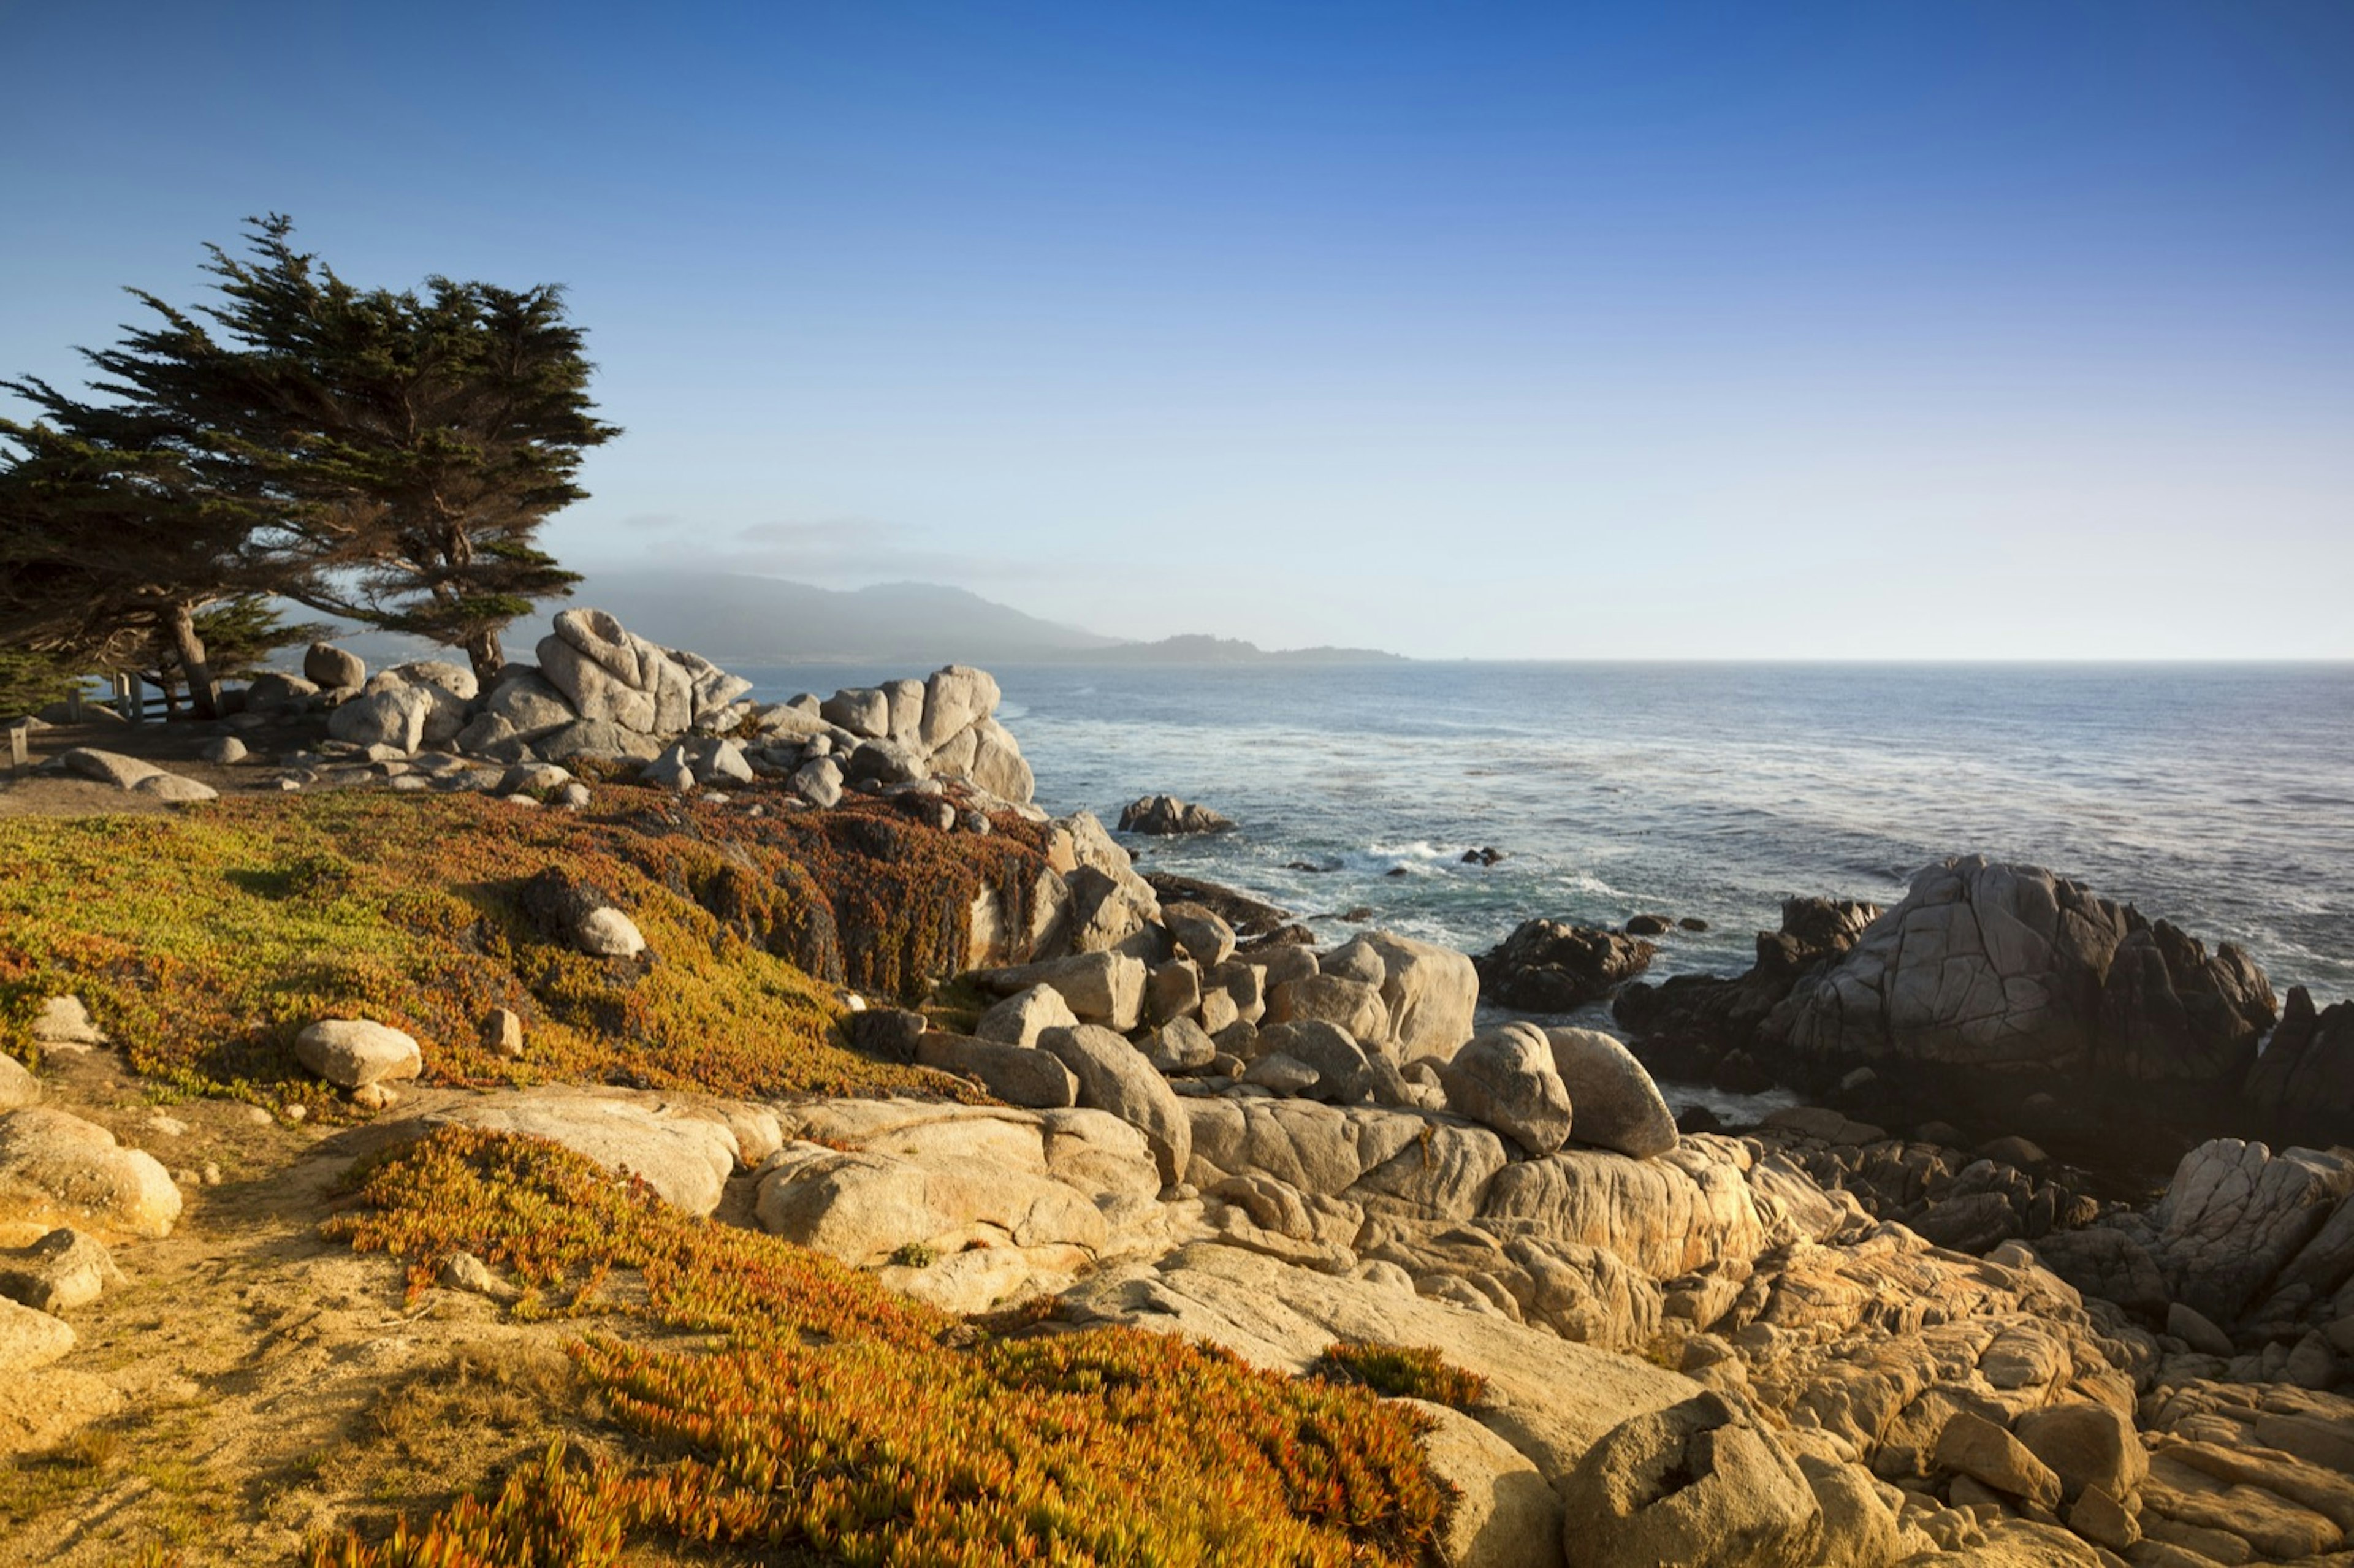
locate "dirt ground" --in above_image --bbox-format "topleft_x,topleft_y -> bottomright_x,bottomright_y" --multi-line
0,1042 -> 693,1566
1,713 -> 338,818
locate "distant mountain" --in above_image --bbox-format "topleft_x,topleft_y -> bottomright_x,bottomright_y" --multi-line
301,571 -> 1403,671
1064,633 -> 1405,666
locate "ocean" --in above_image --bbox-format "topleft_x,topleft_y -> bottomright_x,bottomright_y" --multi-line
739,662 -> 2354,1009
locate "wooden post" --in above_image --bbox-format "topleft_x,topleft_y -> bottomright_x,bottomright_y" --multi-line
7,726 -> 26,775
64,686 -> 82,723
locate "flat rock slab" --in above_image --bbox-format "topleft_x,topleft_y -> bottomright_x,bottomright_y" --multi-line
420,1089 -> 741,1216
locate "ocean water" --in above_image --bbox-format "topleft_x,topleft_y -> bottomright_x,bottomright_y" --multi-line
740,663 -> 2354,1007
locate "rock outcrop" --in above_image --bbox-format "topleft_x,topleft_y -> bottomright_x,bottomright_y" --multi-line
1117,794 -> 1235,835
1772,856 -> 2275,1084
1475,920 -> 1655,1011
2244,986 -> 2354,1144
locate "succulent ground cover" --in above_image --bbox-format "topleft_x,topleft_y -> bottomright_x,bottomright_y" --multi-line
0,789 -> 1048,1112
314,1128 -> 1452,1567
1311,1343 -> 1489,1412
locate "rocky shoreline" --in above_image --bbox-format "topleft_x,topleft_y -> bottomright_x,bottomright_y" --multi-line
4,625 -> 2353,1566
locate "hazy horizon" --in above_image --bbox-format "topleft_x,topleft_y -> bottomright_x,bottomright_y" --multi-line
6,2 -> 2350,660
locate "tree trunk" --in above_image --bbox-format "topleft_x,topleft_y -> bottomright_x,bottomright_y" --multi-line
167,603 -> 221,720
463,626 -> 505,689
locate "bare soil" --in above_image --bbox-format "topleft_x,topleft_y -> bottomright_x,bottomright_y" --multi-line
0,1046 -> 679,1565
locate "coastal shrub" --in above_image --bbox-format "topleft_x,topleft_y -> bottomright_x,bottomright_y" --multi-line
313,1128 -> 1452,1566
0,788 -> 1047,1108
1312,1342 -> 1489,1410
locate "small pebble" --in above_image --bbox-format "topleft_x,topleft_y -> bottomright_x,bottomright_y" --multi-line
202,1162 -> 223,1186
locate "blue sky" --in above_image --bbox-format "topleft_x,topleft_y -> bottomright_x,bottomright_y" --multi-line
5,1 -> 2350,657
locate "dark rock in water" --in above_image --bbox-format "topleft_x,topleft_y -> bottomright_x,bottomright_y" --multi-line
1337,906 -> 1374,923
1474,919 -> 1656,1011
2244,986 -> 2354,1142
1460,846 -> 1507,866
1677,1104 -> 1725,1135
1118,794 -> 1235,835
1625,913 -> 1674,937
1678,917 -> 1710,932
1247,923 -> 1319,952
1383,866 -> 1409,878
1612,896 -> 1879,1051
1144,873 -> 1290,943
1286,860 -> 1335,873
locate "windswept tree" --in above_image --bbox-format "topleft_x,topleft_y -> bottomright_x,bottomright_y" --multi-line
0,417 -> 300,718
0,216 -> 618,701
196,218 -> 619,683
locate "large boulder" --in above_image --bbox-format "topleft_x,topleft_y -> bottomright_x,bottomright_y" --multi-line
55,748 -> 163,790
1772,856 -> 2274,1083
1183,1098 -> 1509,1221
975,984 -> 1080,1048
295,1019 -> 424,1090
0,1227 -> 124,1313
1037,1024 -> 1191,1187
1328,931 -> 1480,1064
755,1136 -> 1104,1266
1407,1397 -> 1566,1568
966,717 -> 1034,803
1933,1410 -> 2062,1510
326,682 -> 435,753
1556,1391 -> 1823,1568
761,1101 -> 1164,1312
1543,1028 -> 1677,1159
303,642 -> 366,690
972,952 -> 1145,1033
918,666 -> 1000,751
422,1089 -> 741,1216
0,1108 -> 182,1242
1267,973 -> 1390,1045
1255,1020 -> 1382,1104
1476,921 -> 1655,1012
482,669 -> 579,738
535,609 -> 709,734
913,1032 -> 1078,1109
1439,1023 -> 1575,1157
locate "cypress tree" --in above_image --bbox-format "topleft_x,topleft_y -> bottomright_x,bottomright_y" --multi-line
193,218 -> 619,684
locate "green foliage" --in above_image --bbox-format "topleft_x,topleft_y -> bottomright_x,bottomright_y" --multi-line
188,216 -> 615,679
0,788 -> 1048,1106
312,1129 -> 1452,1567
1313,1343 -> 1490,1410
184,596 -> 321,680
0,647 -> 83,721
0,215 -> 616,696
